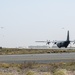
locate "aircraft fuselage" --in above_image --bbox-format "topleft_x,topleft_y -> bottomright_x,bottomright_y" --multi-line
57,41 -> 70,48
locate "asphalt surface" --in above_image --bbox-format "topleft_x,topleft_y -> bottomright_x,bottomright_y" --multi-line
0,53 -> 75,63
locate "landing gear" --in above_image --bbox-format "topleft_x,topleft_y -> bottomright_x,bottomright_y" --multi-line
59,46 -> 61,48
65,46 -> 67,48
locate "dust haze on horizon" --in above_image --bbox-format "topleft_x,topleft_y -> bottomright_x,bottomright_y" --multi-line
0,0 -> 75,48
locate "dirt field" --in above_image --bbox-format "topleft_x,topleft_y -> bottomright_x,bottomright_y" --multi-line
0,48 -> 75,55
0,48 -> 75,75
0,62 -> 75,75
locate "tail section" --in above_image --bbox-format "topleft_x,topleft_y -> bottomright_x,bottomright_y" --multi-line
67,30 -> 69,41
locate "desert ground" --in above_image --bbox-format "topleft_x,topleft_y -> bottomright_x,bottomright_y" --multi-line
0,48 -> 75,55
0,62 -> 74,75
0,48 -> 75,75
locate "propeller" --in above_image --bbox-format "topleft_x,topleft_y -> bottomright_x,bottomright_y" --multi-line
52,40 -> 57,44
73,41 -> 75,44
46,40 -> 50,45
69,42 -> 72,47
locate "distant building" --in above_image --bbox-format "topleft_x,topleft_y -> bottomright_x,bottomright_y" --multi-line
28,45 -> 50,49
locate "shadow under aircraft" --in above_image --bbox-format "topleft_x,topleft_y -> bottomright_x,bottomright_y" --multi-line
36,30 -> 75,48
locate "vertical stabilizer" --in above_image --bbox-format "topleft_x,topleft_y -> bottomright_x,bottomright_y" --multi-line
67,30 -> 69,41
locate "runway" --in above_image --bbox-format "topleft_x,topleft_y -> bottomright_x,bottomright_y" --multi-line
0,53 -> 75,63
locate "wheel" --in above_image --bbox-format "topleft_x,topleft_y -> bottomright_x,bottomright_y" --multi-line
65,46 -> 67,48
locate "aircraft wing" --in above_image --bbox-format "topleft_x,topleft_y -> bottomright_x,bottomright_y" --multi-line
70,40 -> 75,44
35,40 -> 51,45
35,41 -> 48,42
52,40 -> 64,44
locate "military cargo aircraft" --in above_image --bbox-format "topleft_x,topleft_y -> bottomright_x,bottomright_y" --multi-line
36,31 -> 75,48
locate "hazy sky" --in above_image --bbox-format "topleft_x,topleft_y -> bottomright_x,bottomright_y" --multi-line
0,0 -> 75,48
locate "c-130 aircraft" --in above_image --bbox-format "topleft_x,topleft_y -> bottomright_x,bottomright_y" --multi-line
36,31 -> 75,48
